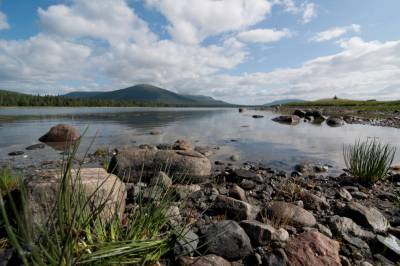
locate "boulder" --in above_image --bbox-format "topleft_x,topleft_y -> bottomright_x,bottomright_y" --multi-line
265,201 -> 317,227
329,215 -> 375,240
293,110 -> 306,118
341,202 -> 389,233
326,117 -> 345,127
173,139 -> 193,151
108,148 -> 211,183
212,195 -> 259,221
25,168 -> 126,226
177,254 -> 231,266
39,124 -> 80,143
285,231 -> 341,266
272,115 -> 300,125
305,110 -> 325,120
201,220 -> 252,261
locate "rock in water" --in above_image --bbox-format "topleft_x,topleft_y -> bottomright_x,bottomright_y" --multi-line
26,143 -> 45,150
8,151 -> 24,156
25,168 -> 126,226
201,220 -> 252,261
285,231 -> 341,266
39,124 -> 80,142
293,109 -> 306,118
265,201 -> 317,227
272,115 -> 301,125
341,202 -> 389,233
108,148 -> 211,183
326,117 -> 345,127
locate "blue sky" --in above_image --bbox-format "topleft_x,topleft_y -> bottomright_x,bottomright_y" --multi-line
0,0 -> 399,104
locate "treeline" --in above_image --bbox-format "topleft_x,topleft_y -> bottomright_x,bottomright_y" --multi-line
0,90 -> 190,107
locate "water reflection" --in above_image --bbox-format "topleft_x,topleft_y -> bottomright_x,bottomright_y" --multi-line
0,107 -> 399,172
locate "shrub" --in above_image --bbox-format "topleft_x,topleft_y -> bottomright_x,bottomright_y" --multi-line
0,142 -> 187,265
343,138 -> 396,184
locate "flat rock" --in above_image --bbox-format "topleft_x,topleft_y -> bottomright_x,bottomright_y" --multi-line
285,231 -> 341,266
341,202 -> 389,233
201,220 -> 253,261
265,201 -> 317,227
375,234 -> 400,262
108,148 -> 211,183
8,151 -> 24,156
329,215 -> 375,240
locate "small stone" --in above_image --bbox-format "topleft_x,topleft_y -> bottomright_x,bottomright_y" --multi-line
230,155 -> 240,162
265,201 -> 317,227
173,139 -> 193,151
351,191 -> 368,199
317,223 -> 333,238
337,188 -> 352,201
177,254 -> 231,266
26,143 -> 45,150
229,184 -> 247,202
212,195 -> 259,221
174,229 -> 199,256
149,171 -> 172,190
8,151 -> 24,156
240,179 -> 256,190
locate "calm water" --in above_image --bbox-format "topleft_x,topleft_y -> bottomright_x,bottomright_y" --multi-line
1,107 -> 400,172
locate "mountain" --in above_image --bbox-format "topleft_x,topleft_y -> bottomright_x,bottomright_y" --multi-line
64,84 -> 233,106
264,98 -> 305,106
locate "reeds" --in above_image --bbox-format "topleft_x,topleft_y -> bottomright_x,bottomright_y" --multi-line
343,138 -> 396,184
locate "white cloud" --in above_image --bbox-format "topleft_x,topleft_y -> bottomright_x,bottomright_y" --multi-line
274,0 -> 317,24
0,11 -> 10,30
38,0 -> 156,45
145,0 -> 272,44
237,28 -> 292,43
183,37 -> 400,104
311,24 -> 361,42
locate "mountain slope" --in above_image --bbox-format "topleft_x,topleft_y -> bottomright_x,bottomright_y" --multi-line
64,84 -> 233,106
264,98 -> 305,106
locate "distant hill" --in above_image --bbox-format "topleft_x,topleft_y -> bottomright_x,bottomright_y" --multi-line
64,84 -> 233,106
264,99 -> 305,106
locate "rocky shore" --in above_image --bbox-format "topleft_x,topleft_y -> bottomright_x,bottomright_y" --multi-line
1,124 -> 400,265
260,106 -> 400,128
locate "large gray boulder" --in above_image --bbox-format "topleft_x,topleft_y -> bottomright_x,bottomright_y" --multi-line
201,220 -> 253,261
108,148 -> 211,183
25,168 -> 126,226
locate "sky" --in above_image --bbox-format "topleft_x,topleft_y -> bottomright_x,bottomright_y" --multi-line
0,0 -> 399,105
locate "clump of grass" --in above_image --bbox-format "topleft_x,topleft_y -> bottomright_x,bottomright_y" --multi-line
0,140 -> 186,265
343,138 -> 396,184
0,166 -> 19,196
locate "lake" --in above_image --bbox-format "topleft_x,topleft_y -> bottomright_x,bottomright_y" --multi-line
1,107 -> 400,173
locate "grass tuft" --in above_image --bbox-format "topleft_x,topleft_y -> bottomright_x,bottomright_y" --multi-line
343,138 -> 396,184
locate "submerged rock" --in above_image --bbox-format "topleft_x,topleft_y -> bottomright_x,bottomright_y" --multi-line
26,143 -> 45,150
108,148 -> 211,183
201,220 -> 253,261
8,151 -> 24,156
